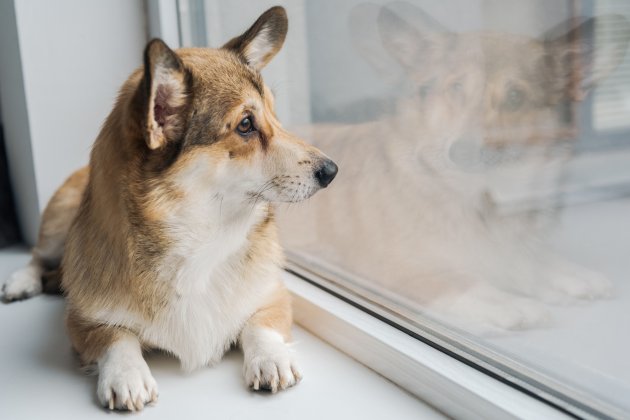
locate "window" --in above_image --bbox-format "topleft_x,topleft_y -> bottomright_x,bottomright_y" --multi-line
176,1 -> 630,417
593,1 -> 630,133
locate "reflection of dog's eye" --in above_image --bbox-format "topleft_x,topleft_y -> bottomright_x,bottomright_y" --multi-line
451,82 -> 463,92
418,82 -> 434,100
450,82 -> 465,100
237,116 -> 256,135
504,88 -> 525,111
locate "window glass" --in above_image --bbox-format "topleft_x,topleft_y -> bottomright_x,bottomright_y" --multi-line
179,1 -> 630,416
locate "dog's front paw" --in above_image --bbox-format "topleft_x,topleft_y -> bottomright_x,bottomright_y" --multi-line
243,331 -> 302,393
429,284 -> 550,334
2,265 -> 42,302
97,342 -> 158,411
97,364 -> 158,411
546,262 -> 613,302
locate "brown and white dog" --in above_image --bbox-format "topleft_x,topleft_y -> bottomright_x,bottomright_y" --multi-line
2,6 -> 337,410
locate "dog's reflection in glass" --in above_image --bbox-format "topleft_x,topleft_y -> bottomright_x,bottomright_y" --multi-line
280,2 -> 629,334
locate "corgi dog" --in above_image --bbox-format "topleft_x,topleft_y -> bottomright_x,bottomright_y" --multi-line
279,3 -> 630,333
2,6 -> 338,410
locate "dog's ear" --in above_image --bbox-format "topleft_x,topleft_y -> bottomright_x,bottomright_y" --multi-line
222,6 -> 288,71
544,16 -> 630,101
143,39 -> 188,150
377,2 -> 450,70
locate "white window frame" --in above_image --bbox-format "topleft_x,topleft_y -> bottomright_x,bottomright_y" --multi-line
284,271 -> 571,419
147,0 -> 181,49
148,1 -> 625,418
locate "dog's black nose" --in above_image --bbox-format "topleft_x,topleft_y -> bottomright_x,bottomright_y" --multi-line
314,159 -> 338,188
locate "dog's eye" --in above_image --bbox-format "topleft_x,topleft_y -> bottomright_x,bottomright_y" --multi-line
503,87 -> 526,111
237,116 -> 256,135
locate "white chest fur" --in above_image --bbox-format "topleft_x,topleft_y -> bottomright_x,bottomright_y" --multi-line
151,197 -> 276,371
95,197 -> 278,371
140,253 -> 277,372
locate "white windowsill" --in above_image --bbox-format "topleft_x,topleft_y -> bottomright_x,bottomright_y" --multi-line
0,248 -> 438,420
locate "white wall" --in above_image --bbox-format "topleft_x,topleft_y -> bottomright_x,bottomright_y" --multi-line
0,0 -> 147,244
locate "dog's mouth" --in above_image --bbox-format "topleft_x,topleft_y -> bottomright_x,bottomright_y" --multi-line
448,142 -> 508,172
415,141 -> 529,174
247,176 -> 321,204
448,141 -> 572,173
245,158 -> 338,204
275,183 -> 320,203
248,160 -> 338,204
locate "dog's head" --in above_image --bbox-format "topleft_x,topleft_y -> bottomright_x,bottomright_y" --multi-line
131,6 -> 336,205
353,2 -> 630,171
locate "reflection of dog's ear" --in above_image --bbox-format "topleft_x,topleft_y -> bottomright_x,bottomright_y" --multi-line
348,3 -> 394,78
222,6 -> 288,71
377,1 -> 449,70
143,39 -> 189,150
544,16 -> 630,101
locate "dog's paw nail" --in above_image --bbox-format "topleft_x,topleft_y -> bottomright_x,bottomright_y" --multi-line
125,397 -> 135,412
245,345 -> 301,393
97,355 -> 158,411
291,365 -> 303,382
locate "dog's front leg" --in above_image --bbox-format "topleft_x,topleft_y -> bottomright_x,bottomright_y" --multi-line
240,285 -> 302,393
66,310 -> 158,411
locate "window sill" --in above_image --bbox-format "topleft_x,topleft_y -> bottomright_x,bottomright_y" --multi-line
0,248 -> 434,420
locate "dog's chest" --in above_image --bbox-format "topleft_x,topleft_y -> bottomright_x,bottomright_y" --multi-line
140,243 -> 273,371
138,205 -> 273,371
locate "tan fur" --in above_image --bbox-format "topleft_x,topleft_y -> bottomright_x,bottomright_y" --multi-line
35,166 -> 89,263
246,274 -> 294,342
66,307 -> 127,364
26,166 -> 89,294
